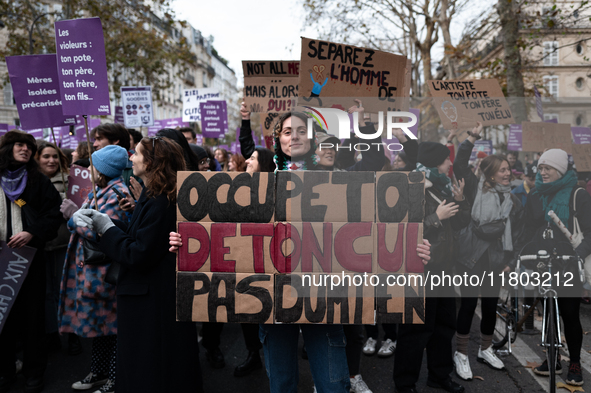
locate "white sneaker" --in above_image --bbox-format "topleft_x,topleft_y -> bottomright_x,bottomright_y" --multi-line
350,374 -> 373,393
15,359 -> 23,374
72,372 -> 108,390
477,346 -> 505,370
362,337 -> 377,355
377,339 -> 396,358
453,351 -> 473,381
313,386 -> 317,393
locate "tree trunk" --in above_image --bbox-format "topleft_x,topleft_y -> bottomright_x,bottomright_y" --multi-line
439,0 -> 457,79
497,0 -> 527,123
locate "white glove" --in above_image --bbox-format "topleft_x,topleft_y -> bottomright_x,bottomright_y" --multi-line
72,209 -> 115,236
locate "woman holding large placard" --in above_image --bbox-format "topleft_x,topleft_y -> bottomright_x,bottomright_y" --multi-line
0,131 -> 62,393
72,136 -> 203,393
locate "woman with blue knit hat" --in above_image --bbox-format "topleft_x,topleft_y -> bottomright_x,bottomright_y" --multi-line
523,148 -> 591,386
58,144 -> 130,393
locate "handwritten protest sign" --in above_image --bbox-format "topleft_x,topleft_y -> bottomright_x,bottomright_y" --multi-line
243,61 -> 299,113
259,113 -> 280,149
427,79 -> 513,132
522,122 -> 572,154
121,86 -> 154,128
298,38 -> 410,113
0,242 -> 37,334
572,127 -> 591,144
200,101 -> 228,138
6,54 -> 76,130
55,17 -> 110,115
176,171 -> 425,325
182,88 -> 220,122
572,144 -> 591,172
67,165 -> 92,207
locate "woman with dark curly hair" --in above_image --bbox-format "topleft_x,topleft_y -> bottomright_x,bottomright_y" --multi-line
72,136 -> 203,393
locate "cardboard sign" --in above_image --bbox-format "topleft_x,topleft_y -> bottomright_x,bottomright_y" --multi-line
182,88 -> 220,122
67,165 -> 93,206
176,171 -> 275,223
508,124 -> 522,151
200,101 -> 228,138
121,86 -> 154,128
522,122 -> 573,154
259,113 -> 280,149
55,17 -> 111,115
0,242 -> 37,334
298,38 -> 409,113
572,144 -> 591,172
427,79 -> 514,131
6,54 -> 76,130
375,171 -> 425,223
177,222 -> 278,274
176,272 -> 275,324
274,273 -> 375,324
375,273 -> 425,324
275,171 -> 376,222
243,61 -> 299,113
572,127 -> 591,144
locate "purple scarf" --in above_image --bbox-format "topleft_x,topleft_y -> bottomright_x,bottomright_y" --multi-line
1,166 -> 28,202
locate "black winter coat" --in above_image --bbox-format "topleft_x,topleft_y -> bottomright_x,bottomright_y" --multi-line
453,140 -> 526,271
100,190 -> 202,393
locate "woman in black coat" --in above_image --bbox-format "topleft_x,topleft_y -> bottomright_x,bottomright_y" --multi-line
72,136 -> 203,393
0,131 -> 62,393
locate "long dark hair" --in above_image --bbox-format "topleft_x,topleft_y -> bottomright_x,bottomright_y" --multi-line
156,128 -> 200,171
139,137 -> 186,202
254,147 -> 276,172
0,130 -> 40,181
273,112 -> 319,171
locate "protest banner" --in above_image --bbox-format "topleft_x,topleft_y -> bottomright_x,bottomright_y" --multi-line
200,101 -> 228,138
182,88 -> 220,122
298,38 -> 410,113
67,165 -> 93,207
55,17 -> 110,115
508,124 -> 522,151
176,170 -> 425,325
572,127 -> 591,144
162,117 -> 190,129
0,242 -> 37,334
121,86 -> 154,128
0,124 -> 8,137
6,54 -> 76,130
427,79 -> 514,133
522,122 -> 573,154
243,61 -> 299,113
114,106 -> 124,124
572,144 -> 591,172
147,120 -> 163,136
470,140 -> 494,161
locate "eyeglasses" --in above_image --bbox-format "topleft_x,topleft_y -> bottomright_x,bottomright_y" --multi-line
199,158 -> 210,166
149,136 -> 163,148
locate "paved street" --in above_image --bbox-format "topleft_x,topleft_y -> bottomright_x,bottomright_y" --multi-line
6,299 -> 591,393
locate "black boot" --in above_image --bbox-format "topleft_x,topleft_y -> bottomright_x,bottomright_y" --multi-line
68,333 -> 82,356
234,351 -> 262,377
205,347 -> 225,369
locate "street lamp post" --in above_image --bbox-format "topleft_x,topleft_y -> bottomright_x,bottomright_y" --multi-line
0,12 -> 57,55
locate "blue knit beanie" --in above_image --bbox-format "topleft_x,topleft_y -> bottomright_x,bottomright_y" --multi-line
92,145 -> 129,178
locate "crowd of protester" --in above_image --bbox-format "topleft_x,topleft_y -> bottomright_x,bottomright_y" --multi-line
1,104 -> 590,393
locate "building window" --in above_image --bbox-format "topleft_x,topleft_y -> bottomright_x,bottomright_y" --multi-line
543,41 -> 559,66
576,114 -> 584,126
543,75 -> 559,98
3,84 -> 14,106
576,77 -> 585,90
576,43 -> 584,55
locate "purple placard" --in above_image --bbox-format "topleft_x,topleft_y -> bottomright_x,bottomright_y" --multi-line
161,117 -> 189,129
147,119 -> 163,137
470,140 -> 494,160
28,129 -> 44,139
572,127 -> 591,144
0,124 -> 8,137
6,54 -> 77,130
218,144 -> 229,151
508,124 -> 522,151
200,101 -> 228,138
67,165 -> 93,207
55,17 -> 110,115
230,142 -> 238,154
195,134 -> 203,145
8,125 -> 17,131
545,118 -> 558,123
114,106 -> 124,124
534,85 -> 544,121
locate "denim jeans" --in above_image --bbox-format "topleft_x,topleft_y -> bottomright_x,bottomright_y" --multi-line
259,324 -> 350,393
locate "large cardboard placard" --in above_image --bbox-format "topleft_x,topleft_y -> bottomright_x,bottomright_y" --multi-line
0,242 -> 37,334
176,272 -> 274,324
427,79 -> 514,131
522,122 -> 573,154
572,144 -> 591,172
176,171 -> 275,223
275,171 -> 376,222
375,273 -> 425,324
375,171 -> 425,223
298,38 -> 410,112
243,61 -> 299,113
274,273 -> 375,324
